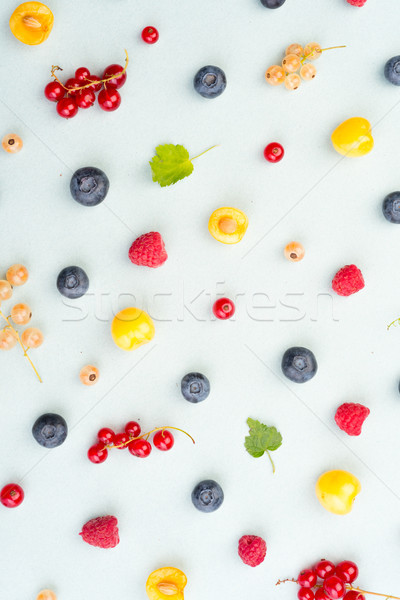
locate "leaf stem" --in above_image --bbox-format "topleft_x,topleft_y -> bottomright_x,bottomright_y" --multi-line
266,450 -> 276,473
0,310 -> 42,382
190,145 -> 219,161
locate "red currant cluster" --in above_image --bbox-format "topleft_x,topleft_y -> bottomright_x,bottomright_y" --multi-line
87,421 -> 194,464
44,53 -> 128,119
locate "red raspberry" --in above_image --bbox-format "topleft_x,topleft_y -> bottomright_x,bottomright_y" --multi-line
79,515 -> 119,548
346,0 -> 367,6
238,535 -> 267,567
128,232 -> 167,268
335,402 -> 370,436
332,264 -> 364,296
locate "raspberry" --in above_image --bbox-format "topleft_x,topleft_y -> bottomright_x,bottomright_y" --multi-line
128,232 -> 167,268
346,0 -> 367,6
332,264 -> 364,296
79,515 -> 120,548
335,403 -> 370,436
238,535 -> 267,567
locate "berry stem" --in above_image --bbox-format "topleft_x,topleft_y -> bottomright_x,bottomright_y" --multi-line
0,310 -> 42,383
106,426 -> 195,450
266,450 -> 276,473
51,49 -> 129,94
387,318 -> 400,330
301,44 -> 346,63
190,145 -> 219,161
274,578 -> 400,599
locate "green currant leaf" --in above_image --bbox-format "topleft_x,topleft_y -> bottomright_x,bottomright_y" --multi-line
245,418 -> 283,472
150,144 -> 194,187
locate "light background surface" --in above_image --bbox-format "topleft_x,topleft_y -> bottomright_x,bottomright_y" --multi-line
1,0 -> 400,598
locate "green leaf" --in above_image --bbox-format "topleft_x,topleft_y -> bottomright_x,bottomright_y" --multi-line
245,417 -> 283,471
149,144 -> 194,187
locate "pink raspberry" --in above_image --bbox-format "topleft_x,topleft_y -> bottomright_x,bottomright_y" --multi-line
128,232 -> 167,268
238,535 -> 267,567
346,0 -> 367,6
335,403 -> 370,436
332,264 -> 364,296
79,515 -> 119,549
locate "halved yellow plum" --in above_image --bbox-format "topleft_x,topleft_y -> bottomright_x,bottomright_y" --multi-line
10,2 -> 54,45
146,567 -> 187,600
208,207 -> 248,244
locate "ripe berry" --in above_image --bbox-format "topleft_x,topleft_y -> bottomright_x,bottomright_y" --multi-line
80,365 -> 99,386
128,438 -> 152,457
315,590 -> 330,600
335,561 -> 358,584
56,97 -> 78,119
88,443 -> 108,464
298,569 -> 317,588
298,589 -> 315,600
314,560 -> 336,579
2,134 -> 23,154
98,88 -> 121,111
21,327 -> 43,349
0,279 -> 12,300
11,303 -> 32,325
103,64 -> 127,89
264,142 -> 284,163
284,241 -> 305,262
75,67 -> 90,82
323,575 -> 346,599
44,81 -> 65,102
153,430 -> 174,451
344,592 -> 365,600
65,78 -> 81,96
142,26 -> 159,44
114,432 -> 130,448
6,264 -> 28,285
213,297 -> 235,320
86,75 -> 102,92
76,89 -> 96,109
125,421 -> 141,438
97,428 -> 115,445
1,483 -> 24,508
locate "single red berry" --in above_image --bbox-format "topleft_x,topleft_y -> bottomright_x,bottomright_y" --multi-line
142,26 -> 159,44
114,432 -> 130,448
128,438 -> 152,458
238,535 -> 267,567
76,89 -> 96,109
213,297 -> 235,320
298,569 -> 318,588
346,0 -> 367,6
97,427 -> 116,445
0,483 -> 24,508
314,560 -> 336,579
125,421 -> 141,438
315,590 -> 330,600
65,77 -> 81,96
44,80 -> 65,102
103,64 -> 127,89
56,97 -> 78,119
153,430 -> 174,451
75,67 -> 91,82
264,142 -> 284,163
343,592 -> 365,600
323,575 -> 346,599
86,74 -> 102,92
298,589 -> 315,600
335,561 -> 358,584
98,88 -> 121,111
88,443 -> 108,464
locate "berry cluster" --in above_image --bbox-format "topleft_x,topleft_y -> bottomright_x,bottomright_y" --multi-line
265,43 -> 345,91
44,51 -> 129,119
87,421 -> 194,463
0,264 -> 43,382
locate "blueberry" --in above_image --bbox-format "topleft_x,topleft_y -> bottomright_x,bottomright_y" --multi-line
281,346 -> 317,383
181,372 -> 210,403
194,66 -> 226,99
382,192 -> 400,223
57,266 -> 89,299
32,413 -> 68,448
70,166 -> 109,206
260,0 -> 286,7
384,56 -> 400,86
191,479 -> 224,513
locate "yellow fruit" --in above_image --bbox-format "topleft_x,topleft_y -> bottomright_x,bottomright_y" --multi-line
208,207 -> 248,244
316,470 -> 361,515
111,307 -> 155,351
146,567 -> 187,600
10,2 -> 54,45
331,117 -> 374,157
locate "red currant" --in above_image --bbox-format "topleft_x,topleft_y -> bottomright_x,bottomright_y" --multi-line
56,97 -> 78,119
86,75 -> 102,92
88,444 -> 108,464
76,89 -> 96,109
103,64 -> 127,89
335,562 -> 358,584
343,592 -> 365,600
298,589 -> 315,600
212,297 -> 235,320
128,438 -> 152,458
125,421 -> 141,438
65,78 -> 81,96
0,483 -> 24,508
98,88 -> 121,111
314,560 -> 336,580
323,576 -> 346,600
141,26 -> 159,44
75,67 -> 90,82
97,427 -> 116,445
315,591 -> 330,600
153,430 -> 174,451
264,142 -> 284,163
44,81 -> 65,102
298,569 -> 318,588
114,432 -> 130,448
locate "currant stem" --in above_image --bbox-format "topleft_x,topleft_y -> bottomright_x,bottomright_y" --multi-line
387,318 -> 399,330
266,450 -> 276,473
190,145 -> 219,161
0,310 -> 42,383
105,426 -> 195,450
301,44 -> 346,63
51,49 -> 129,94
